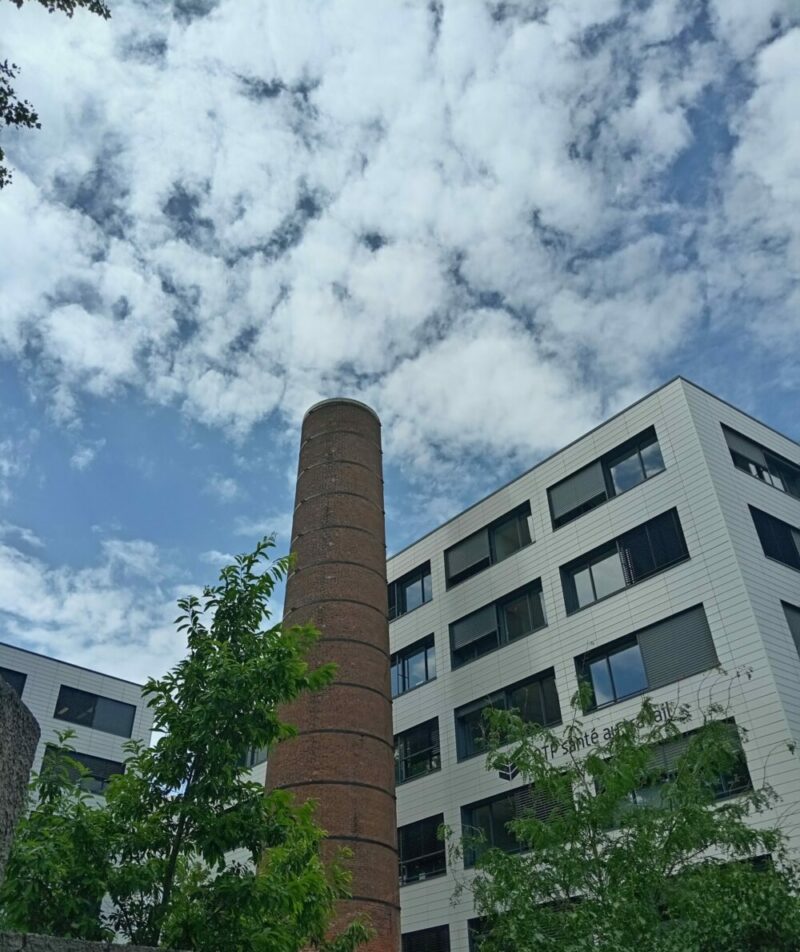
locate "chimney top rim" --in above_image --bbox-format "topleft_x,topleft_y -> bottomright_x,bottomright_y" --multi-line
303,397 -> 381,424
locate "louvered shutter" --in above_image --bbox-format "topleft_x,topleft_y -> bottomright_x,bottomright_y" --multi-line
548,461 -> 606,523
638,605 -> 718,689
724,427 -> 767,466
451,604 -> 498,650
445,528 -> 491,583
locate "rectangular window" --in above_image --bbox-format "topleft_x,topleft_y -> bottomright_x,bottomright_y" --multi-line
450,580 -> 546,669
389,562 -> 433,620
561,509 -> 688,614
239,746 -> 268,769
54,685 -> 136,738
445,503 -> 533,587
395,718 -> 440,784
42,745 -> 125,795
402,925 -> 450,952
391,634 -> 436,697
622,721 -> 751,814
724,426 -> 800,500
462,786 -> 560,867
548,427 -> 665,529
0,667 -> 27,698
750,507 -> 800,571
455,669 -> 561,761
468,919 -> 488,952
783,602 -> 800,658
398,814 -> 446,885
576,605 -> 718,712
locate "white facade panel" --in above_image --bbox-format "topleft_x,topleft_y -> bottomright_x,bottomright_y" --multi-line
0,642 -> 154,781
388,377 -> 800,951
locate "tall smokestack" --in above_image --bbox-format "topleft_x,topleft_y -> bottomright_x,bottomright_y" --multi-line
266,398 -> 400,952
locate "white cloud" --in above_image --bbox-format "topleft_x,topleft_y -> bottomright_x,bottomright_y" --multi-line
233,512 -> 293,543
0,434 -> 38,504
0,0 -> 797,495
70,438 -> 106,471
205,473 -> 241,502
199,549 -> 235,566
0,522 -> 44,549
0,536 -> 187,681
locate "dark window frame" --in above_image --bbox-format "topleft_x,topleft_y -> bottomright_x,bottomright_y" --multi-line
455,668 -> 561,761
389,561 -> 433,621
239,746 -> 268,769
750,506 -> 800,572
450,580 -> 546,670
395,717 -> 441,785
578,636 -> 647,711
53,685 -> 136,738
561,509 -> 689,615
0,667 -> 27,697
723,425 -> 800,501
42,744 -> 125,795
398,813 -> 446,886
391,634 -> 436,698
548,427 -> 666,530
461,785 -> 561,867
402,924 -> 451,952
783,601 -> 800,657
622,720 -> 751,814
575,604 -> 717,713
444,503 -> 533,589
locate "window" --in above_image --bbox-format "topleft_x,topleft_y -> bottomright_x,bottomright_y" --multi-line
391,634 -> 436,697
450,581 -> 546,669
548,427 -> 665,529
0,667 -> 26,698
389,562 -> 433,620
783,602 -> 800,657
455,669 -> 561,761
445,503 -> 533,587
54,685 -> 136,738
584,640 -> 648,708
622,721 -> 751,814
576,605 -> 718,712
395,718 -> 440,784
468,919 -> 488,952
561,509 -> 689,613
750,507 -> 800,571
398,814 -> 445,884
239,746 -> 268,769
461,786 -> 560,867
402,925 -> 450,952
42,745 -> 125,795
724,426 -> 800,500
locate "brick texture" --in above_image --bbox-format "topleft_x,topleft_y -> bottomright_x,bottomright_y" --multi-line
266,399 -> 400,952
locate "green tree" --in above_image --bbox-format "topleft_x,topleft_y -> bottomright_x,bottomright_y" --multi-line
1,0 -> 110,188
460,692 -> 800,952
0,538 -> 371,951
0,734 -> 114,939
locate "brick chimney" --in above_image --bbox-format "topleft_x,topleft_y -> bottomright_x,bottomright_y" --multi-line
265,398 -> 400,952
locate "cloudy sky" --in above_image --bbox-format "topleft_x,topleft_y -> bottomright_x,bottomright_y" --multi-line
0,0 -> 798,681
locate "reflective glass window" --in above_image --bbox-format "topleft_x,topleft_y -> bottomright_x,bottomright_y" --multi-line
608,644 -> 647,700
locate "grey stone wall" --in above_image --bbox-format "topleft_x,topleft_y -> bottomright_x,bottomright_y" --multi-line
0,937 -> 171,951
0,679 -> 40,884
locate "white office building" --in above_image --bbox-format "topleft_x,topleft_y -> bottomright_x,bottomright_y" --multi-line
387,377 -> 800,952
0,642 -> 154,795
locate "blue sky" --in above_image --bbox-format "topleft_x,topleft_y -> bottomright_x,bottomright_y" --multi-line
0,0 -> 798,681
